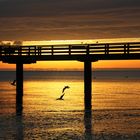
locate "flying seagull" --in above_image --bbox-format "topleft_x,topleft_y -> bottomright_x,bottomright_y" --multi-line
56,86 -> 70,100
10,80 -> 16,86
62,86 -> 70,93
56,93 -> 65,100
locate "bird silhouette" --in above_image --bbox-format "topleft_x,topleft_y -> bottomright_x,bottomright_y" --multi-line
56,86 -> 70,100
56,93 -> 65,100
62,86 -> 70,93
10,80 -> 16,86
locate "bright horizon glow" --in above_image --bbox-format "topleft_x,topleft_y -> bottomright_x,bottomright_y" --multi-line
2,37 -> 140,45
23,37 -> 140,45
0,38 -> 140,70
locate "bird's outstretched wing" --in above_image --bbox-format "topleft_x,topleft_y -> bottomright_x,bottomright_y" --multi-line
13,80 -> 16,84
56,93 -> 65,100
62,86 -> 70,93
60,93 -> 65,99
57,86 -> 70,100
11,80 -> 16,86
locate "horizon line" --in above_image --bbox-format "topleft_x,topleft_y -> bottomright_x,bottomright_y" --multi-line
0,68 -> 140,71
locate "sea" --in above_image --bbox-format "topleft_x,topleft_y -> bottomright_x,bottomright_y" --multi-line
0,69 -> 140,140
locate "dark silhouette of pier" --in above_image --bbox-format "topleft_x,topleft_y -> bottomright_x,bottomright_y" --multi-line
0,42 -> 140,114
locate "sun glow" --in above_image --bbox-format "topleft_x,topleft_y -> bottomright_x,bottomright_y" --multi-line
23,38 -> 140,45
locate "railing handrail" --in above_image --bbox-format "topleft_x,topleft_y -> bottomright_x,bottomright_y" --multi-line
0,42 -> 140,56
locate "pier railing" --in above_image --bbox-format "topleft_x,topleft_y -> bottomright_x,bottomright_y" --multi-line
0,42 -> 140,62
0,42 -> 140,56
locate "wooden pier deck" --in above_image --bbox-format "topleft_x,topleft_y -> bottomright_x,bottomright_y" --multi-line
0,42 -> 140,63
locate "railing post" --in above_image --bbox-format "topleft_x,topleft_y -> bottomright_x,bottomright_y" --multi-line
38,47 -> 41,55
52,45 -> 54,55
28,47 -> 30,56
0,46 -> 2,56
127,43 -> 130,54
4,47 -> 6,55
86,45 -> 89,55
124,44 -> 126,54
9,46 -> 11,55
105,44 -> 109,55
18,47 -> 22,56
34,46 -> 36,55
69,45 -> 71,55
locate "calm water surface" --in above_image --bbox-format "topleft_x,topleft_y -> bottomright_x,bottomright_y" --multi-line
0,70 -> 140,139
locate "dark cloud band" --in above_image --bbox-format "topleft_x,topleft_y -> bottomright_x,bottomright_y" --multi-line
0,0 -> 140,40
0,0 -> 140,17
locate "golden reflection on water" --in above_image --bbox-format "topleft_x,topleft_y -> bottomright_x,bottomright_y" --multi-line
0,82 -> 16,114
92,81 -> 140,109
24,81 -> 84,112
0,79 -> 140,139
0,79 -> 140,114
23,80 -> 140,113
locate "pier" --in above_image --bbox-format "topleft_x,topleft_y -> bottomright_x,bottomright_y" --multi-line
0,42 -> 140,114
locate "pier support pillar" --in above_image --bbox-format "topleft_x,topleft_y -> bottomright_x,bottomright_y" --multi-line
16,63 -> 23,115
84,61 -> 92,110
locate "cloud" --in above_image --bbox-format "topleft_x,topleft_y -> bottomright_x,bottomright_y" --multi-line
0,0 -> 140,17
0,0 -> 140,40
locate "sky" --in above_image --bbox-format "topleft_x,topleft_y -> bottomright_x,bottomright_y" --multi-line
0,0 -> 140,70
0,0 -> 140,40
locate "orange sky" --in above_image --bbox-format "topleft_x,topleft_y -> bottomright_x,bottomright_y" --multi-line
0,60 -> 140,71
23,60 -> 140,70
0,38 -> 140,70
